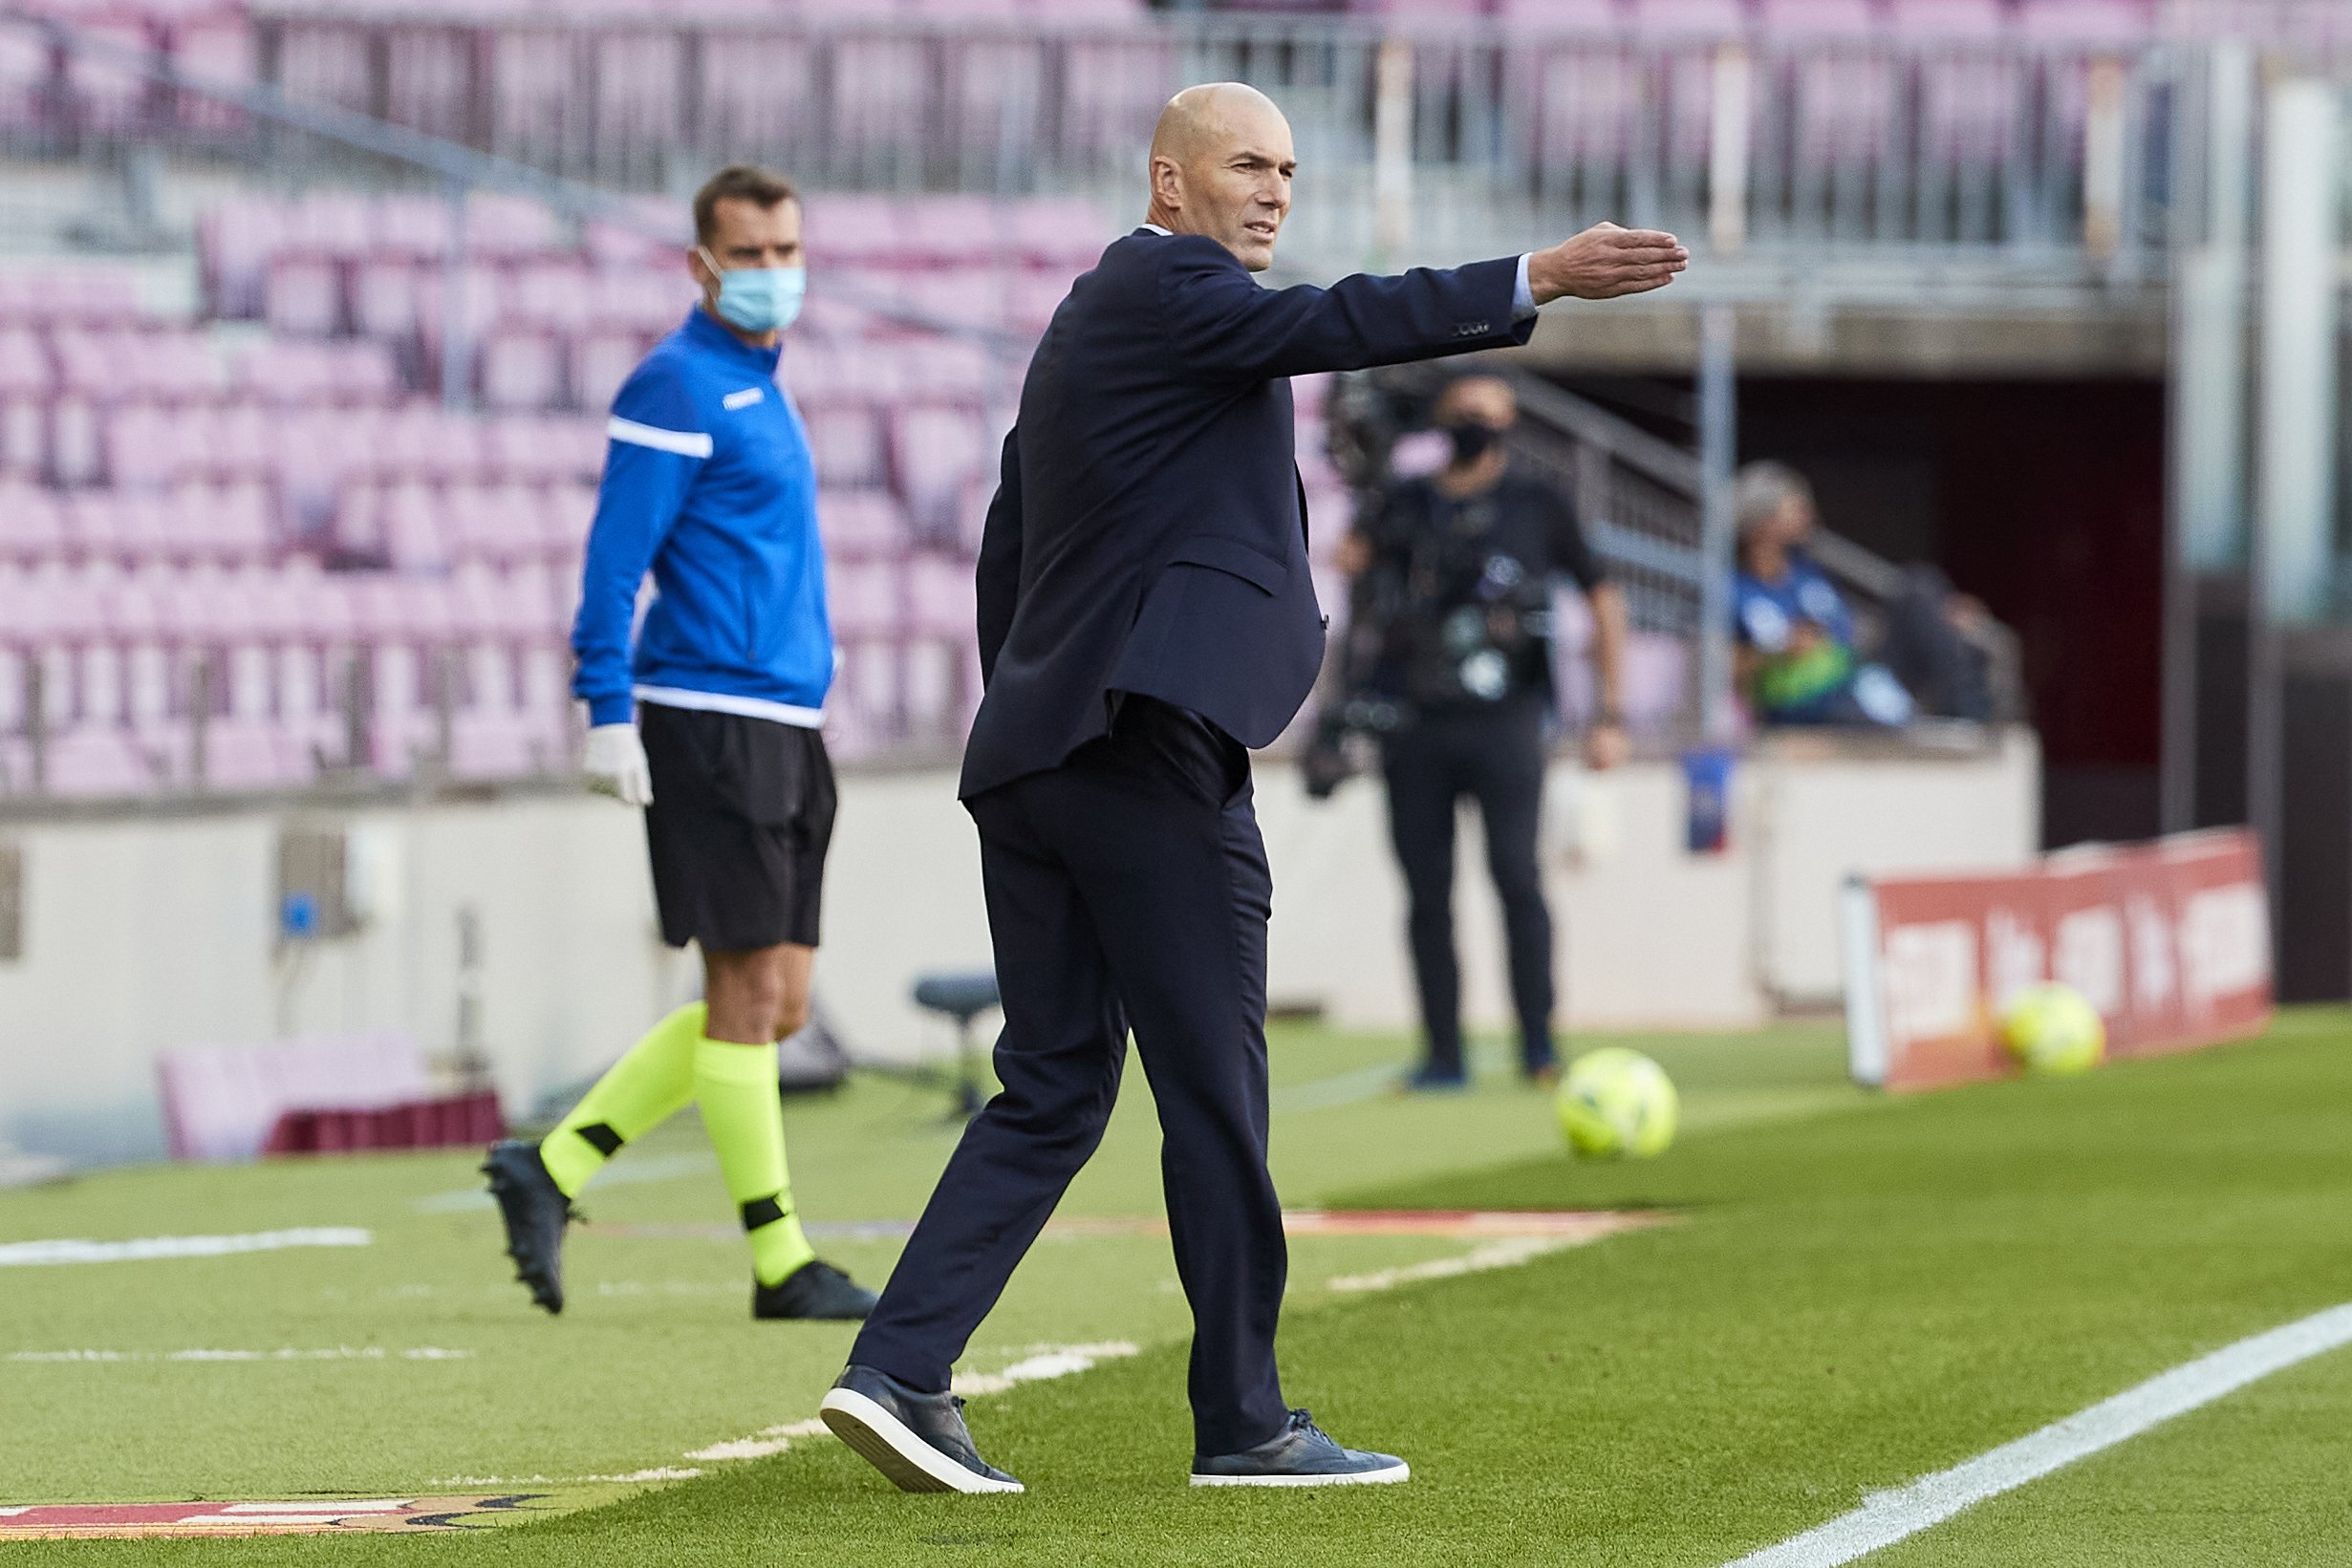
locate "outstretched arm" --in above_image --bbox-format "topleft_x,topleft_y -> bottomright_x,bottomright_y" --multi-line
1158,224 -> 1686,384
974,428 -> 1023,686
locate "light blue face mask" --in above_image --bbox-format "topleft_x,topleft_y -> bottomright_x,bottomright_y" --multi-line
701,250 -> 805,334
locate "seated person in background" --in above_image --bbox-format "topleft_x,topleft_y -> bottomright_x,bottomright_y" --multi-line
1732,461 -> 1913,728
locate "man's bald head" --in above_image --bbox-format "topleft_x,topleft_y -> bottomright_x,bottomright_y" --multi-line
1145,82 -> 1296,272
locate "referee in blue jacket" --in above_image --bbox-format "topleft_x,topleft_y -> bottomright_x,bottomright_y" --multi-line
482,166 -> 876,1324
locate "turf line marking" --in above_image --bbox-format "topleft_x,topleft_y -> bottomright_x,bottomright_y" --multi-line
680,1343 -> 1141,1463
10,1347 -> 469,1364
1721,1301 -> 2352,1568
0,1228 -> 371,1267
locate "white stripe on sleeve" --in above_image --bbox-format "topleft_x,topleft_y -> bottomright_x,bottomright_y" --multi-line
608,416 -> 714,459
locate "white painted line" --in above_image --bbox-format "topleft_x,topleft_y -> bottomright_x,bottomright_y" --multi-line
1326,1235 -> 1574,1294
1721,1301 -> 2352,1568
0,1228 -> 371,1267
9,1347 -> 470,1364
681,1345 -> 1140,1463
220,1501 -> 411,1514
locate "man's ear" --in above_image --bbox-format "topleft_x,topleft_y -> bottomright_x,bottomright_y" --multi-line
1150,156 -> 1182,212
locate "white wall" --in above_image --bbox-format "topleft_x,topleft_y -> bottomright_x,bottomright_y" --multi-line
0,734 -> 2037,1165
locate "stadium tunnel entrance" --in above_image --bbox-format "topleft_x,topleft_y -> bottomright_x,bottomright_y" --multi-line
1550,373 -> 2167,854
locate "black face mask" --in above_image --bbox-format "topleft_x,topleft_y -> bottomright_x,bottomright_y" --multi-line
1442,419 -> 1500,465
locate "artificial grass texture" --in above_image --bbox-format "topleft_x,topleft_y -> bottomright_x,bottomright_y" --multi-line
11,1014 -> 2349,1564
0,1021 -> 1847,1505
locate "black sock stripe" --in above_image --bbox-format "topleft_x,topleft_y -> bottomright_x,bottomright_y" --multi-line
741,1195 -> 788,1232
575,1123 -> 624,1158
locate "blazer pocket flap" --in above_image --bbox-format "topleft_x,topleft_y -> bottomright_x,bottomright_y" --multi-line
1167,535 -> 1287,595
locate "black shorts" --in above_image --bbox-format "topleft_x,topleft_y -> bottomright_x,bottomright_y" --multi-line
638,702 -> 836,953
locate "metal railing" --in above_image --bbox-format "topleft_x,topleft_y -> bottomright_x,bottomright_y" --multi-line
1328,358 -> 2023,744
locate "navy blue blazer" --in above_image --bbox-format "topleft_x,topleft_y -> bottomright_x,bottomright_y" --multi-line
960,229 -> 1535,801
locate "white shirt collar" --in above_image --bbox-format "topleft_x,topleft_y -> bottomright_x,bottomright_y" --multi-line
1139,223 -> 1172,236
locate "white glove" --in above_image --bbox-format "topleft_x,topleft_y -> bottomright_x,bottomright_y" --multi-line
583,722 -> 654,807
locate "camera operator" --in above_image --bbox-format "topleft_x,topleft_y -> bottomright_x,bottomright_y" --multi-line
1335,373 -> 1629,1090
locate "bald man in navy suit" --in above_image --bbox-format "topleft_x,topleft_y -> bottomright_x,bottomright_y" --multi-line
823,82 -> 1687,1493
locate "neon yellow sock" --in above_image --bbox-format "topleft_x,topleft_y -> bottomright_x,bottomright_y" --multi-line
694,1037 -> 817,1287
538,1002 -> 704,1198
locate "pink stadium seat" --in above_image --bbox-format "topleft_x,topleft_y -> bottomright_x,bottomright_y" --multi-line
479,330 -> 568,412
830,558 -> 906,640
0,327 -> 50,397
51,397 -> 103,487
41,723 -> 155,799
1629,0 -> 1746,34
809,195 -> 908,268
696,35 -> 819,159
264,253 -> 343,336
805,403 -> 887,489
1888,0 -> 2006,35
893,404 -> 989,540
1497,0 -> 1621,28
1759,0 -> 1877,34
906,551 -> 976,639
352,257 -> 421,341
2018,0 -> 2153,42
0,397 -> 43,482
467,193 -> 565,259
0,483 -> 64,560
572,329 -> 646,416
821,489 -> 913,561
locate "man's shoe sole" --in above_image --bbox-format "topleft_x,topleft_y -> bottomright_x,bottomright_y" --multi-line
1189,1460 -> 1412,1488
818,1387 -> 1025,1495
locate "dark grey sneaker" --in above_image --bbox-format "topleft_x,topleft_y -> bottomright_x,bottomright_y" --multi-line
819,1364 -> 1024,1493
754,1259 -> 878,1321
481,1140 -> 572,1316
1191,1408 -> 1410,1488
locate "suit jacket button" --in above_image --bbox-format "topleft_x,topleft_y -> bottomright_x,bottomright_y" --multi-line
1320,614 -> 1331,630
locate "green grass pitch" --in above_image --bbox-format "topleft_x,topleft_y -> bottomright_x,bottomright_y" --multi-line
3,1013 -> 2347,1565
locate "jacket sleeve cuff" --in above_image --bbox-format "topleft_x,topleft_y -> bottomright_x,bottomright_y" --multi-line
585,693 -> 635,727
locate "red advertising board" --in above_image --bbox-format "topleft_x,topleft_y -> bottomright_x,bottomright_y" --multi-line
1843,828 -> 2273,1090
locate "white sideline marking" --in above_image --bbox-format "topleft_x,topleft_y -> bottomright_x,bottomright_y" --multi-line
0,1227 -> 371,1267
9,1347 -> 469,1364
680,1343 -> 1140,1463
1721,1301 -> 2352,1568
1326,1235 -> 1575,1294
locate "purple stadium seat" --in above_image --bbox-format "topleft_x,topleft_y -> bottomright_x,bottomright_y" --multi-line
893,403 -> 988,540
1629,0 -> 1746,34
820,489 -> 912,562
805,403 -> 888,489
2018,0 -> 2153,43
1887,0 -> 2006,35
0,483 -> 64,560
0,398 -> 45,482
51,397 -> 102,488
1497,0 -> 1621,29
42,724 -> 154,799
0,327 -> 50,397
696,33 -> 819,159
906,551 -> 976,639
267,254 -> 343,338
572,329 -> 646,418
479,330 -> 568,412
1759,0 -> 1876,34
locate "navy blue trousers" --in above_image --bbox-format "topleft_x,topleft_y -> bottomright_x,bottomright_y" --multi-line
850,698 -> 1291,1457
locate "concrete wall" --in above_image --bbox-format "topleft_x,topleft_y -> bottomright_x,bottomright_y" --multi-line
0,735 -> 2037,1166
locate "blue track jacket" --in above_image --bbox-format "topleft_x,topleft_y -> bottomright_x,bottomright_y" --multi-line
572,307 -> 831,728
